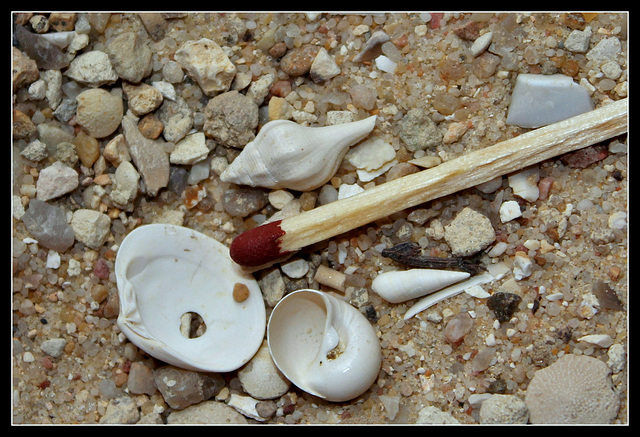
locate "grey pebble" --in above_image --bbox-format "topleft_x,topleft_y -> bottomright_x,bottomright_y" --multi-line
40,338 -> 67,357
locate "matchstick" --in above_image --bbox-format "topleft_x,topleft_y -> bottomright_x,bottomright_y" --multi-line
230,98 -> 627,268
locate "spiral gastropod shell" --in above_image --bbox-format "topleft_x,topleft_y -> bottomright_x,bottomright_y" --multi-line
372,268 -> 471,303
267,289 -> 381,402
220,116 -> 377,191
115,224 -> 266,372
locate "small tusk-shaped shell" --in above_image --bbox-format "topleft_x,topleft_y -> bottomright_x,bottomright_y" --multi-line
267,289 -> 381,402
371,268 -> 471,303
403,262 -> 510,320
220,115 -> 377,191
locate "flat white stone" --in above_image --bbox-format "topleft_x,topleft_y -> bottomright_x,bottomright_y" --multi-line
499,200 -> 522,223
506,74 -> 594,128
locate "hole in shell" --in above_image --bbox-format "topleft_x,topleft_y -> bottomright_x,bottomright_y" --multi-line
180,311 -> 207,339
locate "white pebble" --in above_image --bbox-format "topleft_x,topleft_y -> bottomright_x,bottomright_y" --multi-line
506,74 -> 594,128
471,32 -> 493,57
46,250 -> 61,269
499,200 -> 522,223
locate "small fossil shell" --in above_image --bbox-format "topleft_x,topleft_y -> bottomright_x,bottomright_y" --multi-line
220,115 -> 377,191
371,268 -> 471,304
267,289 -> 381,402
115,224 -> 266,372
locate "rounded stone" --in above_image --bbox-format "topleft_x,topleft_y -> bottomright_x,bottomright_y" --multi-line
76,88 -> 123,138
238,342 -> 290,400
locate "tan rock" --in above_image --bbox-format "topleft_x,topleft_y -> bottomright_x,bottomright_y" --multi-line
75,88 -> 123,138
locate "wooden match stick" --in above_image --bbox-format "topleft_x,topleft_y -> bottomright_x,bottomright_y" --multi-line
230,98 -> 627,268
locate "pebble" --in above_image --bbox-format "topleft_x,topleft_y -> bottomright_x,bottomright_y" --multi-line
506,73 -> 594,128
443,312 -> 474,345
122,82 -> 163,116
586,37 -> 622,65
280,258 -> 309,279
396,108 -> 443,152
12,47 -> 39,92
499,200 -> 522,223
257,269 -> 286,307
349,83 -> 377,110
169,132 -> 209,165
40,338 -> 67,358
21,199 -> 75,252
152,80 -> 177,101
36,161 -> 78,201
98,396 -> 140,424
70,209 -> 111,249
564,27 -> 592,53
245,73 -> 274,106
167,400 -> 247,424
508,166 -> 540,202
13,110 -> 36,140
175,38 -> 237,96
20,139 -> 48,162
525,354 -> 620,423
470,31 -> 493,57
479,394 -> 529,424
121,113 -> 170,196
127,362 -> 157,395
153,365 -> 225,410
64,51 -> 118,86
103,134 -> 131,167
444,207 -> 495,256
203,90 -> 259,148
41,70 -> 62,110
106,31 -> 153,83
222,186 -> 267,218
487,292 -> 521,323
109,161 -> 140,210
73,131 -> 100,168
53,98 -> 77,123
442,121 -> 468,144
374,55 -> 397,74
513,251 -> 534,280
162,60 -> 184,83
310,47 -> 341,83
75,88 -> 123,138
338,183 -> 364,200
46,250 -> 61,269
138,114 -> 164,139
156,96 -> 193,143
607,344 -> 626,373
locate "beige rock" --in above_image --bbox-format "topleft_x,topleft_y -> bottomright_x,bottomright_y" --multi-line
75,88 -> 123,138
122,82 -> 163,116
175,38 -> 237,96
12,47 -> 39,92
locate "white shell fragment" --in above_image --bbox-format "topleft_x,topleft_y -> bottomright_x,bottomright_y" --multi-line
267,289 -> 381,402
372,269 -> 470,304
115,224 -> 266,372
506,73 -> 594,128
404,262 -> 510,320
220,116 -> 377,191
508,166 -> 540,202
